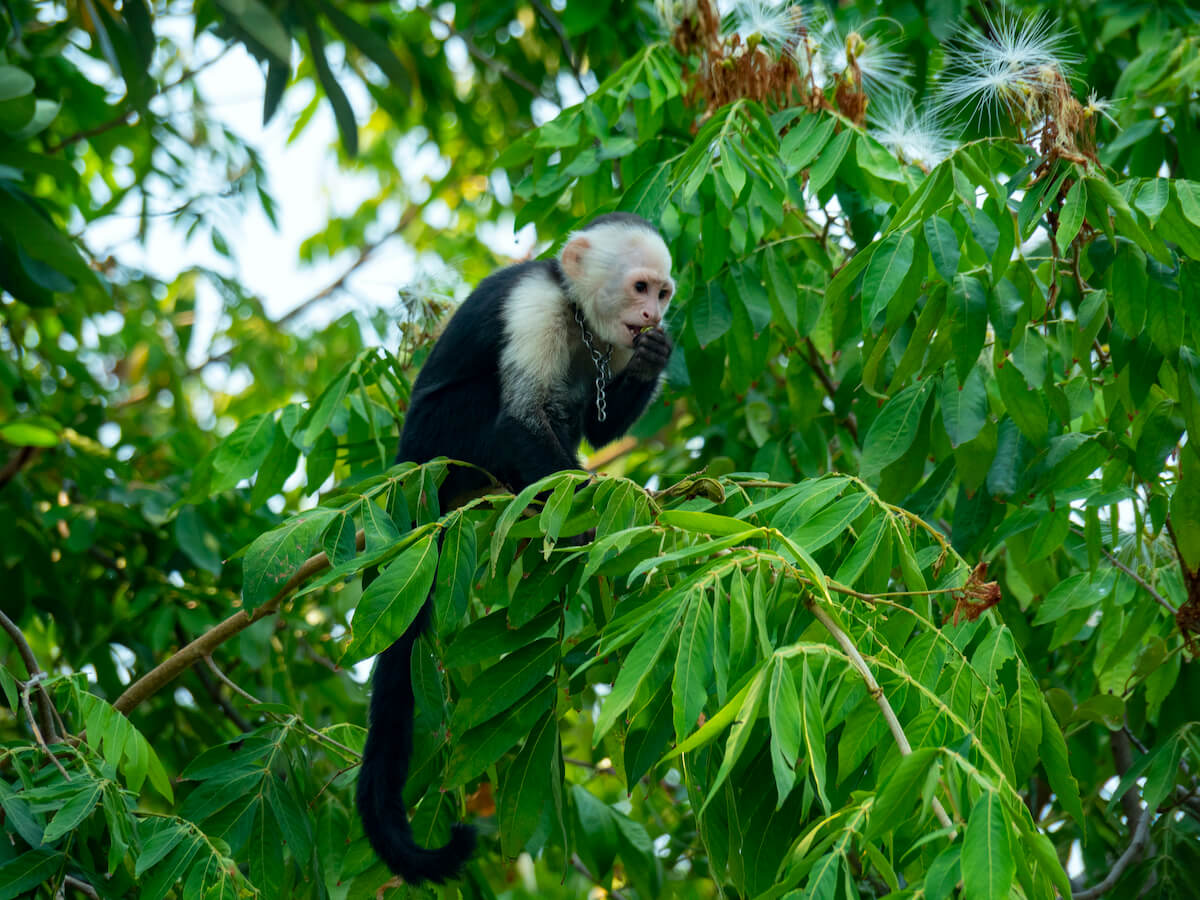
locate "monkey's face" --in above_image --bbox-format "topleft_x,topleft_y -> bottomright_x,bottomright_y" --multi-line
562,225 -> 674,348
612,266 -> 673,348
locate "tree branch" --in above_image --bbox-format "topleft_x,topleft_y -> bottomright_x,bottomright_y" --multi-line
1068,526 -> 1177,615
0,608 -> 59,741
805,597 -> 957,835
529,0 -> 586,91
0,446 -> 40,491
1073,800 -> 1151,900
113,530 -> 365,715
417,6 -> 542,97
46,49 -> 231,154
274,206 -> 421,328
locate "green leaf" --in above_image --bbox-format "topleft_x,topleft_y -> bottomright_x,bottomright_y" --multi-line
949,273 -> 988,377
799,660 -> 829,811
1032,571 -> 1111,625
1135,178 -> 1169,225
767,658 -> 802,806
693,281 -> 733,347
451,638 -> 559,732
861,380 -> 934,477
0,417 -> 61,448
241,507 -> 338,611
866,746 -> 939,840
1039,700 -> 1084,823
0,850 -> 64,900
1177,180 -> 1200,228
135,822 -> 188,877
788,492 -> 871,553
299,5 -> 357,157
319,1 -> 410,90
862,231 -> 915,328
214,0 -> 291,64
961,792 -> 1014,900
498,712 -> 558,858
701,661 -> 769,812
1056,178 -> 1086,246
673,593 -> 714,741
996,361 -> 1049,446
658,509 -> 759,537
41,779 -> 102,842
212,413 -> 276,486
445,682 -> 554,788
341,533 -> 438,664
940,362 -> 988,447
808,128 -> 853,193
1109,243 -> 1148,336
782,114 -> 835,174
0,66 -> 35,102
435,511 -> 476,626
594,598 -> 685,742
924,215 -> 960,283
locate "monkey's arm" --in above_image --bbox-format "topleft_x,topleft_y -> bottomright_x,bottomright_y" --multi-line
584,328 -> 671,447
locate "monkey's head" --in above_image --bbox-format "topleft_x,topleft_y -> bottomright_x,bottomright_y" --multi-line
559,213 -> 674,349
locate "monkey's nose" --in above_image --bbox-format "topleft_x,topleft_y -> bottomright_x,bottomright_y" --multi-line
642,309 -> 661,325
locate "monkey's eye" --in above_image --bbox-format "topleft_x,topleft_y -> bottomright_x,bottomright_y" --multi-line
658,289 -> 669,300
635,281 -> 648,293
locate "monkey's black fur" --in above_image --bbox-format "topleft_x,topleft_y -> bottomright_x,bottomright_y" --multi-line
357,214 -> 671,886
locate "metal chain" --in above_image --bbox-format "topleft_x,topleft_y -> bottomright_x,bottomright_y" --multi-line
574,305 -> 613,422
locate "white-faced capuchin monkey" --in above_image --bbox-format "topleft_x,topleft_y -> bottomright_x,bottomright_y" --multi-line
357,213 -> 675,885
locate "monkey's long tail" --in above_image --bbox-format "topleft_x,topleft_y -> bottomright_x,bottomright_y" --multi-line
356,603 -> 476,886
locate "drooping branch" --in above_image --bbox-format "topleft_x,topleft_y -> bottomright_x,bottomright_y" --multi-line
0,446 -> 40,490
113,530 -> 365,715
805,597 -> 957,834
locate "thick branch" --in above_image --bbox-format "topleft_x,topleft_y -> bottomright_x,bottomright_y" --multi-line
806,598 -> 956,835
1073,801 -> 1151,900
113,530 -> 365,715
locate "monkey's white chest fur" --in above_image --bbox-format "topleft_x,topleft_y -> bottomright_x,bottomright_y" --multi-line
499,269 -> 631,417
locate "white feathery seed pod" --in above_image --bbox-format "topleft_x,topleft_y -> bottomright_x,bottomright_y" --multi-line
870,95 -> 956,169
933,8 -> 1079,126
722,0 -> 805,55
819,20 -> 912,94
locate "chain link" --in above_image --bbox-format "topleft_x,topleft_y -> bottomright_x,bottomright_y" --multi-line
574,305 -> 613,422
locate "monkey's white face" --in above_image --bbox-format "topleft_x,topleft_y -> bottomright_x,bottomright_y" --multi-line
560,224 -> 674,348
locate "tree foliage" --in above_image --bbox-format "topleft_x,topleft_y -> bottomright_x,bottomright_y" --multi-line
2,0 -> 1200,898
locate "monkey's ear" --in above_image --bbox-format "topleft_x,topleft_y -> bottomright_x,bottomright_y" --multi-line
560,236 -> 590,280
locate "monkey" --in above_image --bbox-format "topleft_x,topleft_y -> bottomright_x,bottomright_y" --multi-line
357,212 -> 675,885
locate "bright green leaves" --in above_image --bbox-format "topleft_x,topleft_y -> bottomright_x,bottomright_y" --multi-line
862,231 -> 915,328
241,506 -> 339,611
962,792 -> 1015,900
861,380 -> 935,476
924,215 -> 961,283
341,533 -> 438,664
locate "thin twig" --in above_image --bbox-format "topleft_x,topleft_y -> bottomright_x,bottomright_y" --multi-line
187,644 -> 253,733
203,655 -> 360,760
806,598 -> 957,835
1067,526 -> 1177,615
275,206 -> 420,328
114,530 -> 365,715
416,6 -> 541,97
529,0 -> 586,91
568,855 -> 628,900
0,608 -> 59,741
21,681 -> 70,781
804,340 -> 858,442
46,49 -> 231,153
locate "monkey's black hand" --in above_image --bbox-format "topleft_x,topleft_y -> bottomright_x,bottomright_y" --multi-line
626,328 -> 672,381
